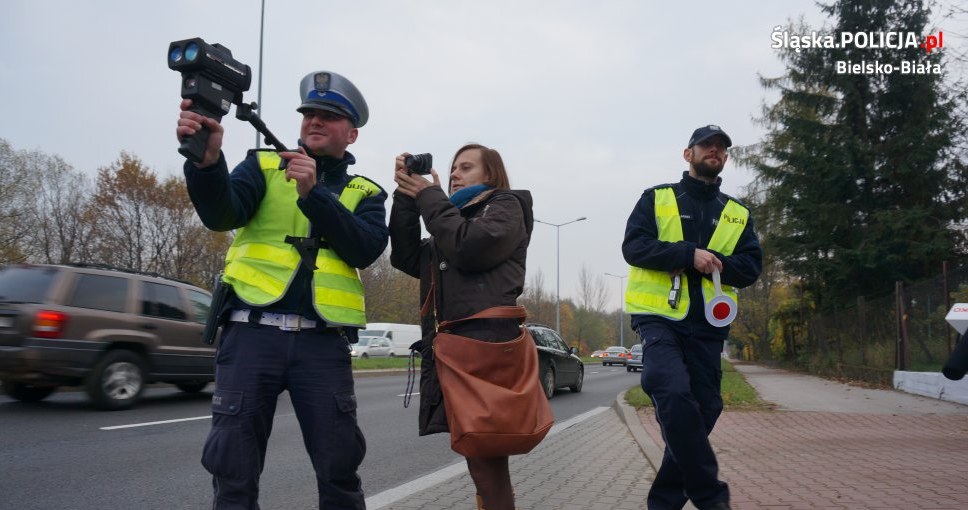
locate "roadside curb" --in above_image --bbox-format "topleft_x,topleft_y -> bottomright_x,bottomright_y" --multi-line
613,389 -> 663,470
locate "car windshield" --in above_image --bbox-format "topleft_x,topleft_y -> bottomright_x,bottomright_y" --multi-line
630,344 -> 642,353
356,338 -> 371,346
606,347 -> 625,352
0,265 -> 59,303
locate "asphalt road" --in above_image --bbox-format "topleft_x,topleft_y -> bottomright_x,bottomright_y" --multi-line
0,363 -> 639,510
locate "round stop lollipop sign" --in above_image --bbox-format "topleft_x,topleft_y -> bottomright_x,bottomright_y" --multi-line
705,269 -> 737,327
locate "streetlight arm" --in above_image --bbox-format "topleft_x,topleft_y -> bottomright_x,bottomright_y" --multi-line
534,217 -> 588,228
604,272 -> 628,348
532,216 -> 587,332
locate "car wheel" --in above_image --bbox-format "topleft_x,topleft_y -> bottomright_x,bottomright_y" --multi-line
542,366 -> 556,399
568,367 -> 583,393
360,353 -> 369,359
2,381 -> 56,402
86,350 -> 146,411
627,366 -> 633,372
388,352 -> 395,358
175,381 -> 209,393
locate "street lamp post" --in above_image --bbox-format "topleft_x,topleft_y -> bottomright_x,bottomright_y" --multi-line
605,272 -> 628,348
256,0 -> 266,148
534,217 -> 587,333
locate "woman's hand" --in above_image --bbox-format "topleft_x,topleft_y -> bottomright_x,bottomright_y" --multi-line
394,152 -> 440,198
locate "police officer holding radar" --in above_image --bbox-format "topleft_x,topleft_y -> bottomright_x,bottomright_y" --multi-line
175,71 -> 388,510
622,125 -> 762,510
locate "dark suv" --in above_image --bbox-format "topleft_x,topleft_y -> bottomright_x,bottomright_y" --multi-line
0,263 -> 216,410
527,324 -> 584,399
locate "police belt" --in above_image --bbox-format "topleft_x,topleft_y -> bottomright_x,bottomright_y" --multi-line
229,309 -> 318,331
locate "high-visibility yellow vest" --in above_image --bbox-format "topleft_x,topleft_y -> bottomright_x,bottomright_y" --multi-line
223,151 -> 382,327
625,187 -> 748,320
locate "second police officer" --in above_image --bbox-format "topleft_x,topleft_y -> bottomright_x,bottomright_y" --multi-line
622,125 -> 762,510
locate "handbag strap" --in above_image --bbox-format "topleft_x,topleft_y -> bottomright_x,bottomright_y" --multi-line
419,279 -> 436,318
438,305 -> 528,331
421,242 -> 443,323
424,242 -> 529,331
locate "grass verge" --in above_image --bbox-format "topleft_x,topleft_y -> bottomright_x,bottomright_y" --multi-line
625,359 -> 773,411
351,357 -> 417,370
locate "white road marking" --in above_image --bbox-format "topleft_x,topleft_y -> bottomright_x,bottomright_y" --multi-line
99,415 -> 211,430
100,412 -> 297,431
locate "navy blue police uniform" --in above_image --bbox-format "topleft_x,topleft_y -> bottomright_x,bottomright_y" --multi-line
622,126 -> 762,510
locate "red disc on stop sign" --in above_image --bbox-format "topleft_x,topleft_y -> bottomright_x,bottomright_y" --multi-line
705,269 -> 737,327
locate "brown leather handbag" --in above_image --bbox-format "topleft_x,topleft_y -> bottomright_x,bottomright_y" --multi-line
432,305 -> 555,457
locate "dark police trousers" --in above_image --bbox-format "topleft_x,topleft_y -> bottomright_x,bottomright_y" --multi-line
638,321 -> 729,510
202,321 -> 366,510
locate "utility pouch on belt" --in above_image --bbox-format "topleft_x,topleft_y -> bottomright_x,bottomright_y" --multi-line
668,273 -> 682,309
202,273 -> 232,345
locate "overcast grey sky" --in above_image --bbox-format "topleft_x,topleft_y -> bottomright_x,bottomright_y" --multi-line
1,1 -> 958,308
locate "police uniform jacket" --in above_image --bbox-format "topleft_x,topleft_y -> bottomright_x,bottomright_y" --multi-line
184,149 -> 389,329
622,171 -> 762,340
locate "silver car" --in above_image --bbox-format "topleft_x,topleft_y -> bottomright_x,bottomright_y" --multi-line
626,343 -> 643,372
600,346 -> 630,366
350,336 -> 392,358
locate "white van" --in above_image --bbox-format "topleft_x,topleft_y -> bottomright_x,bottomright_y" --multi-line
359,323 -> 422,357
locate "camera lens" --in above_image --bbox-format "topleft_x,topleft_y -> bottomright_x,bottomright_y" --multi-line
185,42 -> 199,62
405,153 -> 433,174
169,46 -> 183,63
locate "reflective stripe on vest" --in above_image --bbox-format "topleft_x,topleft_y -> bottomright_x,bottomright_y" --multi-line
625,187 -> 748,320
223,151 -> 380,327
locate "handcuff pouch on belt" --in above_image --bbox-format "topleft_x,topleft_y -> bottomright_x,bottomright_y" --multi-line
202,272 -> 233,345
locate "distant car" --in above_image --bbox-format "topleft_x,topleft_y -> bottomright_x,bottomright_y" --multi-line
601,346 -> 630,366
590,350 -> 605,358
0,263 -> 215,410
359,322 -> 421,357
527,324 -> 583,399
350,336 -> 392,358
626,343 -> 643,372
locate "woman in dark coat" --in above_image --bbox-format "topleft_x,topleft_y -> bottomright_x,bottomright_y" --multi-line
389,143 -> 533,510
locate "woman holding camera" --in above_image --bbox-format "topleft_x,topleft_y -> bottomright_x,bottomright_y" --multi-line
389,144 -> 534,510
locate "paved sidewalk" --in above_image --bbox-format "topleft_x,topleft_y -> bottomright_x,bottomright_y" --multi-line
367,363 -> 968,510
637,363 -> 968,510
367,405 -> 654,510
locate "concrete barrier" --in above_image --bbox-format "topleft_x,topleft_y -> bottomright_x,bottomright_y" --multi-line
894,370 -> 968,405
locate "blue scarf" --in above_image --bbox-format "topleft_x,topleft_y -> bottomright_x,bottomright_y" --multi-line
449,184 -> 493,209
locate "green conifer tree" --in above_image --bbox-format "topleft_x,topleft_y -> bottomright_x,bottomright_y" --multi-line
746,0 -> 967,312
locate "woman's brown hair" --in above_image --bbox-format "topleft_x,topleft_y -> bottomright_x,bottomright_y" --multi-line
449,143 -> 511,190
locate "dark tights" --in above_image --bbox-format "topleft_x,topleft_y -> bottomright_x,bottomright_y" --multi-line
467,456 -> 514,510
